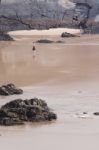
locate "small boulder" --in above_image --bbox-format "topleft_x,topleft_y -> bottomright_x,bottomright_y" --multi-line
0,98 -> 57,126
61,32 -> 79,38
0,84 -> 23,96
83,112 -> 87,115
36,39 -> 54,43
93,112 -> 99,116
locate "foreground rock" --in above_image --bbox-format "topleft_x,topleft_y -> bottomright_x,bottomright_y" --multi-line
0,98 -> 57,126
0,31 -> 13,41
0,84 -> 23,96
61,32 -> 79,38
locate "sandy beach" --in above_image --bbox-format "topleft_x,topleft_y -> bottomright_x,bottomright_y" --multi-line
0,28 -> 99,150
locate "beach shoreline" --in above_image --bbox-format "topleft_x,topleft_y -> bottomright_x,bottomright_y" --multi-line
0,28 -> 99,150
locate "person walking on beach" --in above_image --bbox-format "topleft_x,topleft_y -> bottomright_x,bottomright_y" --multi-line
32,45 -> 36,52
32,43 -> 36,58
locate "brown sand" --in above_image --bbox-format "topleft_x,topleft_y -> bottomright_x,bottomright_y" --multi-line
0,32 -> 99,86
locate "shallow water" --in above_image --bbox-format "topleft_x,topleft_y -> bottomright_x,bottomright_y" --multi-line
1,35 -> 99,86
0,33 -> 99,150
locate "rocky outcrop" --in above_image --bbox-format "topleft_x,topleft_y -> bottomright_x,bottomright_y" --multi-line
0,0 -> 99,32
0,32 -> 13,41
0,84 -> 23,96
0,98 -> 57,126
61,32 -> 79,38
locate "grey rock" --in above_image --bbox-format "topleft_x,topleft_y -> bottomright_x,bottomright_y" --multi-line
0,84 -> 23,96
0,31 -> 13,41
61,32 -> 79,38
0,0 -> 99,33
36,39 -> 54,43
0,98 -> 57,126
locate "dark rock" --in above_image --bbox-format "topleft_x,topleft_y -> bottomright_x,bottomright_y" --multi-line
0,117 -> 23,126
47,112 -> 57,121
36,39 -> 64,44
0,98 -> 57,126
0,86 -> 9,96
0,31 -> 13,41
93,112 -> 99,116
83,112 -> 87,115
56,40 -> 64,43
0,84 -> 23,96
61,32 -> 79,38
36,39 -> 54,43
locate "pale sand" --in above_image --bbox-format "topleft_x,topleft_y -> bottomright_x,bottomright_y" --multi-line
9,28 -> 80,36
0,29 -> 99,150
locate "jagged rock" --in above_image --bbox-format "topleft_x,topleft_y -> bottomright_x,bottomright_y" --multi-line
0,84 -> 23,96
61,32 -> 79,38
0,98 -> 57,126
36,39 -> 54,43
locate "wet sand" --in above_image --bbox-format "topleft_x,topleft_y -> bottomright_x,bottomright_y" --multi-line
0,29 -> 99,150
1,32 -> 99,86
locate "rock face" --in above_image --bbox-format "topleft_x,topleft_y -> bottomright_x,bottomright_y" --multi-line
0,0 -> 99,32
61,32 -> 79,38
0,84 -> 23,96
0,98 -> 57,126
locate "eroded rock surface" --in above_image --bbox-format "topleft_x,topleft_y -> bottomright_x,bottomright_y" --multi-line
0,98 -> 57,126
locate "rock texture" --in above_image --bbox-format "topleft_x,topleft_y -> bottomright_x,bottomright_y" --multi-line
0,84 -> 23,96
0,0 -> 99,32
0,31 -> 13,41
61,32 -> 79,38
0,98 -> 57,126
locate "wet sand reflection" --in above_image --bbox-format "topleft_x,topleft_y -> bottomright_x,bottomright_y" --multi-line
0,35 -> 99,86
